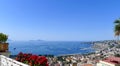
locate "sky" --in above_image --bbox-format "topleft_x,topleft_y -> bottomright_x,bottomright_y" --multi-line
0,0 -> 120,41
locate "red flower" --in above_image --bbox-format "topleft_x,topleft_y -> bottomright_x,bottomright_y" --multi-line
46,63 -> 49,66
16,52 -> 49,66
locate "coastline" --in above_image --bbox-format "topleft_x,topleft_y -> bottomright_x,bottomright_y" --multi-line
49,40 -> 117,57
10,40 -> 117,57
10,40 -> 120,66
47,40 -> 120,66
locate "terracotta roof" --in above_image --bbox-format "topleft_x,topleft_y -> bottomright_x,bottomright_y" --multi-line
81,64 -> 93,66
103,56 -> 120,64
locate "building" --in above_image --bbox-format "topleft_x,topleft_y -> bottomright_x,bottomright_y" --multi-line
97,56 -> 120,66
70,63 -> 77,66
81,64 -> 93,66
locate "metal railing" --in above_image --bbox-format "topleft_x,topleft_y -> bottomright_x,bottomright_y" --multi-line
0,55 -> 29,66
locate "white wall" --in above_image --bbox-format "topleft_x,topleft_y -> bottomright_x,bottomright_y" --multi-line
97,61 -> 115,66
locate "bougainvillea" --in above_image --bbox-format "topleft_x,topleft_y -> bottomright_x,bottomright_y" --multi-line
16,52 -> 49,66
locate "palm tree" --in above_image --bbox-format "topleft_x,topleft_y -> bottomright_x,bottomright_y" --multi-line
114,18 -> 120,43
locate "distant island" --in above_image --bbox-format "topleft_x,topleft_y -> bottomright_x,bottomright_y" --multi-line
29,39 -> 44,41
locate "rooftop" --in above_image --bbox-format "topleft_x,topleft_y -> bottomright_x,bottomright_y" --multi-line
81,64 -> 93,66
103,56 -> 120,64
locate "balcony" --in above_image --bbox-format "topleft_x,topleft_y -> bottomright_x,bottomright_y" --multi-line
0,55 -> 29,66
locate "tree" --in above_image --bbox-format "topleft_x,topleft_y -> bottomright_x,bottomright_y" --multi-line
114,18 -> 120,43
0,33 -> 8,43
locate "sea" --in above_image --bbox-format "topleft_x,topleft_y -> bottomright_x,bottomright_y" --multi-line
9,41 -> 94,56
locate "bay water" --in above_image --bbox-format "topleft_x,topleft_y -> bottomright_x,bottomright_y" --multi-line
9,41 -> 94,56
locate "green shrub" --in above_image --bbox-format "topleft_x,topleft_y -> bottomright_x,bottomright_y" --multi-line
115,54 -> 120,57
0,33 -> 8,43
116,45 -> 120,48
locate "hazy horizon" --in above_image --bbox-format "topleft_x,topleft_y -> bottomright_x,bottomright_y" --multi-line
0,0 -> 119,41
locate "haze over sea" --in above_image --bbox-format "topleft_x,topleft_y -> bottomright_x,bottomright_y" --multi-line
9,41 -> 94,56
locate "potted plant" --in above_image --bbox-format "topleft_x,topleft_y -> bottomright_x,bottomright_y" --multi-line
0,33 -> 8,52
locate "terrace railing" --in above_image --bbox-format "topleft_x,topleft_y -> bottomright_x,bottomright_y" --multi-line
0,55 -> 29,66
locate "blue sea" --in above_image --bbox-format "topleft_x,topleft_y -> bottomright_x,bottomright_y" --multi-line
9,41 -> 94,56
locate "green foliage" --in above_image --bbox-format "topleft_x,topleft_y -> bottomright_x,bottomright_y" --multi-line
109,45 -> 114,48
116,45 -> 120,48
57,56 -> 65,61
0,33 -> 8,43
114,19 -> 120,32
39,54 -> 54,57
114,18 -> 120,42
115,54 -> 120,57
115,25 -> 120,32
114,19 -> 120,24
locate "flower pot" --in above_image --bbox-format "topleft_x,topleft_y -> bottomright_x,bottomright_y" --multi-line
0,43 -> 8,52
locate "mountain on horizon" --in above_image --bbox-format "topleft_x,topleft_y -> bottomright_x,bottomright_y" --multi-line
29,39 -> 44,41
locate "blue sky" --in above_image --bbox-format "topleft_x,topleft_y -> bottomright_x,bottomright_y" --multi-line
0,0 -> 119,41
